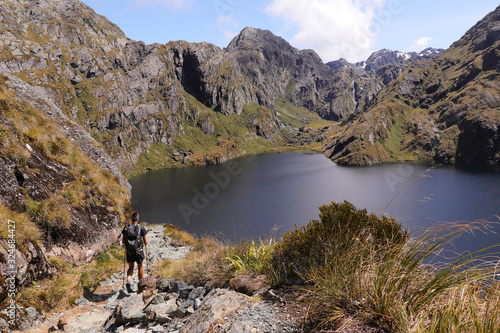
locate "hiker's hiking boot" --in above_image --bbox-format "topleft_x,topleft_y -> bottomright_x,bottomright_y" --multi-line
126,282 -> 133,293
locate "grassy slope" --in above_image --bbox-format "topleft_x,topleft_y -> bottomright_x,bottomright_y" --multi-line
128,93 -> 337,176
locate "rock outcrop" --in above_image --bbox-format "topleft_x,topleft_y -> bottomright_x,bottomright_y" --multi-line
0,0 -> 281,175
0,71 -> 129,304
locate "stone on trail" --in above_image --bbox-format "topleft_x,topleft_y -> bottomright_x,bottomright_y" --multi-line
156,277 -> 173,292
229,275 -> 269,296
115,293 -> 146,326
57,311 -> 110,333
122,328 -> 147,333
147,298 -> 178,323
181,289 -> 249,333
170,281 -> 194,299
138,275 -> 157,293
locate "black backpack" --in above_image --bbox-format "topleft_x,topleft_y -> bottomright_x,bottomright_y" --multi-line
124,224 -> 143,256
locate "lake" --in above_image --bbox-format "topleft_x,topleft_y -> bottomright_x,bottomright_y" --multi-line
129,152 -> 500,255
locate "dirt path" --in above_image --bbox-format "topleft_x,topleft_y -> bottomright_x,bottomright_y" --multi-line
21,225 -> 303,333
23,225 -> 191,333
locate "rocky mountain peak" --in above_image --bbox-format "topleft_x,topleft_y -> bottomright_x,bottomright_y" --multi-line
0,0 -> 128,48
419,47 -> 445,56
227,27 -> 296,54
327,47 -> 444,73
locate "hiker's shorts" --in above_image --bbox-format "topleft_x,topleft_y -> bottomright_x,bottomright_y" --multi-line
126,250 -> 145,264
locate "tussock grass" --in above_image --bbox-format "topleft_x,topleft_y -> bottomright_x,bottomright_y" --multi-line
272,203 -> 500,332
17,243 -> 124,312
25,196 -> 71,229
155,238 -> 235,287
155,236 -> 275,288
163,223 -> 197,246
0,204 -> 41,248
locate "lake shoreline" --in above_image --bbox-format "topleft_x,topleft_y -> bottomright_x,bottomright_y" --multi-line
130,152 -> 500,255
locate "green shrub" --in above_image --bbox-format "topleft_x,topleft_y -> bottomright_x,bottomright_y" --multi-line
270,201 -> 408,285
291,213 -> 500,332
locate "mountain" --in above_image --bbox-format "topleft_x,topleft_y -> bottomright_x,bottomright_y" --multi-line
326,48 -> 445,72
324,5 -> 500,167
225,27 -> 423,122
0,0 -> 283,175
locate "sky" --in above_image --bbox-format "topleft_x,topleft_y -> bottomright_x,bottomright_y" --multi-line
79,0 -> 499,63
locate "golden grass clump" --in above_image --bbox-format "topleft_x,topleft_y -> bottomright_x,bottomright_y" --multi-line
163,223 -> 197,246
155,238 -> 235,288
0,203 -> 41,248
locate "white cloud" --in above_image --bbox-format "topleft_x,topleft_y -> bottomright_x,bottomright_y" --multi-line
266,0 -> 388,62
132,0 -> 192,10
217,15 -> 240,41
409,37 -> 433,52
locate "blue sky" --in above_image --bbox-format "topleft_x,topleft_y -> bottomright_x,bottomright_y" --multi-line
80,0 -> 499,63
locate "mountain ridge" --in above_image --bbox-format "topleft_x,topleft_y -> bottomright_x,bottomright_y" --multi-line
323,4 -> 500,167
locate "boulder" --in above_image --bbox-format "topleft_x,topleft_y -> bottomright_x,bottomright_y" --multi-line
181,289 -> 249,333
156,277 -> 173,292
170,281 -> 194,299
57,310 -> 110,332
115,293 -> 146,326
138,276 -> 157,293
147,298 -> 178,323
188,286 -> 207,300
229,275 -> 269,296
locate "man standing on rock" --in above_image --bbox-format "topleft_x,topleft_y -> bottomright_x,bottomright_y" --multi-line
122,211 -> 148,292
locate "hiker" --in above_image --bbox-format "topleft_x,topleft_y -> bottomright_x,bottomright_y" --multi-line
122,211 -> 148,290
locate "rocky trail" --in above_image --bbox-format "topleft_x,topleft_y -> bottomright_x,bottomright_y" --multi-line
20,225 -> 302,333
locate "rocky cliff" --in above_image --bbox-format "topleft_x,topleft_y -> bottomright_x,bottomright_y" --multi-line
0,0 -> 134,305
0,72 -> 130,304
0,0 -> 285,176
324,5 -> 500,168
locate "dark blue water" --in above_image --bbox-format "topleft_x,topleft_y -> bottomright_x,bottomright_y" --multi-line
129,152 -> 500,255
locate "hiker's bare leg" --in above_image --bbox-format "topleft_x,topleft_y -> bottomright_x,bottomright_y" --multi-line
127,262 -> 134,282
138,262 -> 144,281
